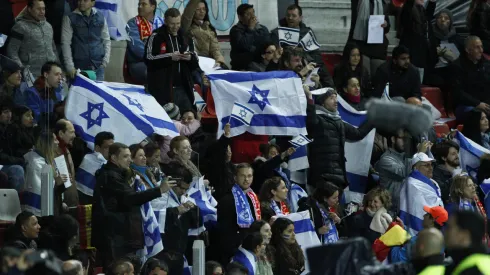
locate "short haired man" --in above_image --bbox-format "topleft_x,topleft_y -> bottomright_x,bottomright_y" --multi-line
62,0 -> 111,80
76,131 -> 115,204
6,0 -> 58,78
7,211 -> 41,250
54,119 -> 78,210
373,45 -> 421,99
144,8 -> 199,111
109,259 -> 134,275
229,4 -> 270,70
432,141 -> 460,204
62,260 -> 84,275
0,55 -> 24,106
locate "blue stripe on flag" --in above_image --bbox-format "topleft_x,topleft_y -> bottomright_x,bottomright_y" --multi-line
294,218 -> 315,234
75,168 -> 96,190
24,191 -> 41,210
73,77 -> 155,137
346,173 -> 368,193
74,124 -> 95,143
410,170 -> 440,195
141,115 -> 179,131
235,102 -> 255,114
399,210 -> 423,232
208,71 -> 299,83
221,114 -> 305,128
338,104 -> 367,127
102,85 -> 146,94
457,132 -> 485,158
94,2 -> 117,12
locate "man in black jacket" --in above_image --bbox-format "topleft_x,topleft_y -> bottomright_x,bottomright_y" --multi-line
91,142 -> 174,270
373,45 -> 421,100
144,8 -> 199,111
432,141 -> 460,204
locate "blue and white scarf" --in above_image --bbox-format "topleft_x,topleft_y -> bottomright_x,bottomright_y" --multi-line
232,247 -> 257,275
232,184 -> 255,228
316,202 -> 339,244
459,198 -> 475,211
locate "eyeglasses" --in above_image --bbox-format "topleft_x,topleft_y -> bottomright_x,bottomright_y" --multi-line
265,51 -> 274,54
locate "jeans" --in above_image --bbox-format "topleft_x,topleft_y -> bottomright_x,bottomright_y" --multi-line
1,165 -> 25,191
95,66 -> 105,81
128,62 -> 147,84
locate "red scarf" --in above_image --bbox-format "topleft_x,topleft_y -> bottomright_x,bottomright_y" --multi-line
280,201 -> 290,215
475,197 -> 490,247
135,15 -> 153,41
247,191 -> 261,221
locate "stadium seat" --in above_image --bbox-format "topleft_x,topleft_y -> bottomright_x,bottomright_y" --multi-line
198,85 -> 218,126
422,86 -> 458,129
321,53 -> 342,77
0,189 -> 21,222
433,123 -> 450,138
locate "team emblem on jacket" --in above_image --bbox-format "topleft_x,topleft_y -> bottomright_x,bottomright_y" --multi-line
160,43 -> 167,53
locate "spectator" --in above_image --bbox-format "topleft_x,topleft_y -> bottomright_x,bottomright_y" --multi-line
62,260 -> 83,275
333,43 -> 372,97
62,0 -> 111,81
217,163 -> 260,266
48,214 -> 79,261
477,154 -> 490,204
0,55 -> 24,106
248,42 -> 280,72
304,87 -> 373,189
347,0 -> 390,76
91,142 -> 173,270
270,218 -> 305,275
143,142 -> 163,183
24,61 -> 63,123
54,119 -> 78,208
7,211 -> 40,250
467,0 -> 490,54
6,0 -> 58,78
298,180 -> 341,243
76,131 -> 114,205
346,187 -> 393,244
205,261 -> 223,275
340,77 -> 367,111
432,141 -> 461,204
231,233 -> 264,275
144,8 -> 199,110
108,259 -> 135,275
259,177 -> 290,222
252,143 -> 295,194
425,9 -> 464,88
451,36 -> 490,118
129,144 -> 157,189
181,0 -> 226,68
229,4 -> 270,71
462,110 -> 490,150
24,132 -> 69,216
126,0 -> 164,83
249,220 -> 273,275
411,228 -> 445,273
372,45 -> 421,99
226,262 -> 249,275
10,105 -> 38,159
163,136 -> 202,179
445,211 -> 490,273
398,0 -> 437,81
140,258 -> 168,275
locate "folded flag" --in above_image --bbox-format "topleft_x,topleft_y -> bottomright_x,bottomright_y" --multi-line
455,131 -> 490,180
373,223 -> 411,262
289,184 -> 308,213
231,102 -> 255,126
288,145 -> 309,172
208,70 -> 307,138
232,247 -> 257,275
194,89 -> 206,113
95,0 -> 128,40
278,27 -> 300,46
399,170 -> 443,236
66,74 -> 179,150
76,152 -> 106,197
337,95 -> 375,204
289,134 -> 312,148
184,176 -> 217,235
299,30 -> 320,52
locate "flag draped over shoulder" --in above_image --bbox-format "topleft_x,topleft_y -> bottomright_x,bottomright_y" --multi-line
455,131 -> 490,180
94,0 -> 128,40
278,27 -> 300,46
65,74 -> 179,150
183,177 -> 218,235
399,170 -> 443,236
337,96 -> 375,204
208,71 -> 307,138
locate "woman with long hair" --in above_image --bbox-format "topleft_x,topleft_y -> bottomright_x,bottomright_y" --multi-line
340,76 -> 367,111
129,143 -> 158,189
259,177 -> 290,222
467,0 -> 490,53
249,220 -> 274,275
144,142 -> 163,183
10,105 -> 39,159
462,110 -> 490,149
333,43 -> 372,96
270,218 -> 305,275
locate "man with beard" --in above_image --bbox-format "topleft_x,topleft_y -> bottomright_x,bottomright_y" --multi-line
373,45 -> 421,99
375,129 -> 431,212
54,119 -> 78,210
432,141 -> 460,204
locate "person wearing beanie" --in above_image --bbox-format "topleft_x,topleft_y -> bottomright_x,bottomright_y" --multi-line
304,86 -> 373,191
0,55 -> 25,106
372,45 -> 422,100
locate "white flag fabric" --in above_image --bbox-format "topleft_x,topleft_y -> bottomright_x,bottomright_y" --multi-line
455,131 -> 490,180
299,30 -> 320,52
194,89 -> 206,113
289,134 -> 312,148
208,70 -> 307,138
289,184 -> 308,212
278,27 -> 300,46
337,96 -> 375,204
94,0 -> 128,40
399,171 -> 444,236
75,152 -> 106,197
184,177 -> 217,235
231,102 -> 255,126
66,74 -> 179,150
232,247 -> 257,275
288,145 -> 309,171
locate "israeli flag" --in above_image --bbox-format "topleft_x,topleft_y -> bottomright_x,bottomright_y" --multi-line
289,134 -> 312,148
481,179 -> 490,219
65,74 -> 179,150
299,30 -> 320,52
136,177 -> 164,262
95,0 -> 128,40
183,256 -> 192,275
75,152 -> 106,197
338,96 -> 375,204
288,146 -> 309,171
399,170 -> 443,236
208,71 -> 307,138
278,27 -> 300,46
232,247 -> 257,275
0,34 -> 7,47
184,177 -> 218,235
194,89 -> 206,113
289,184 -> 308,212
231,102 -> 255,126
455,131 -> 490,180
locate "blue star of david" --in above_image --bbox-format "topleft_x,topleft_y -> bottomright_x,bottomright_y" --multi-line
306,40 -> 313,48
248,84 -> 271,111
466,165 -> 479,179
285,31 -> 292,40
297,138 -> 305,144
239,109 -> 247,118
122,94 -> 144,112
79,102 -> 110,130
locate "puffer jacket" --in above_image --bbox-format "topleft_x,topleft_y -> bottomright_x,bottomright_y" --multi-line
306,102 -> 373,188
6,12 -> 57,78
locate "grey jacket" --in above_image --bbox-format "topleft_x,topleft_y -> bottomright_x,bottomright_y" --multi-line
6,12 -> 58,78
375,148 -> 412,212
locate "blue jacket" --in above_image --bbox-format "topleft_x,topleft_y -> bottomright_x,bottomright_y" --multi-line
0,83 -> 26,106
126,16 -> 164,63
25,79 -> 62,122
